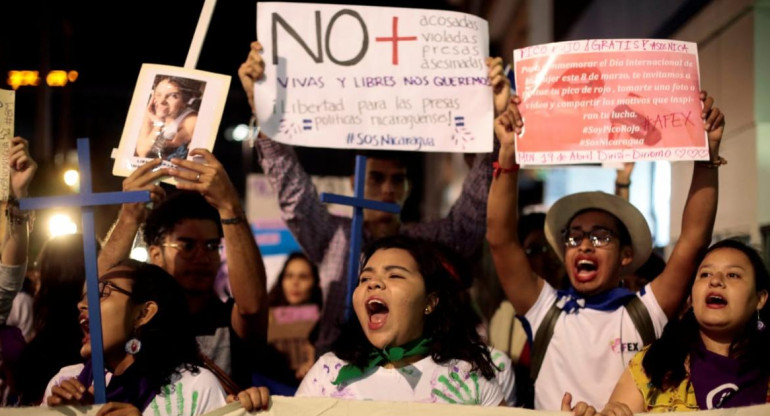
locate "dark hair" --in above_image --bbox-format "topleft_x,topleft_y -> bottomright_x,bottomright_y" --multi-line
16,234 -> 86,404
153,75 -> 203,109
518,212 -> 546,243
33,234 -> 86,336
353,150 -> 411,169
112,259 -> 202,390
268,252 -> 322,308
143,191 -> 222,246
642,239 -> 770,390
634,252 -> 666,282
331,235 -> 497,379
568,208 -> 632,247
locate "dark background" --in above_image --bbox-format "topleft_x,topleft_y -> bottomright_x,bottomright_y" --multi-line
1,0 -> 594,255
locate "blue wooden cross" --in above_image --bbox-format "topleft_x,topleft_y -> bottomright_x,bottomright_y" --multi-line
19,138 -> 150,403
319,155 -> 401,320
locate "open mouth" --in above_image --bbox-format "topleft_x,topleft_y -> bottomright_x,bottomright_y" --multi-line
706,294 -> 728,308
79,314 -> 90,343
574,258 -> 598,282
365,298 -> 389,330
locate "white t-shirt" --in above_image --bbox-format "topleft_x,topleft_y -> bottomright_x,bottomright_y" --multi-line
8,291 -> 34,341
43,364 -> 227,416
489,347 -> 516,406
524,282 -> 667,410
296,352 -> 504,406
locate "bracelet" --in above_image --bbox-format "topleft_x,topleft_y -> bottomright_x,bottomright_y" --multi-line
615,182 -> 630,188
695,156 -> 727,168
221,216 -> 247,225
492,161 -> 520,178
5,206 -> 34,229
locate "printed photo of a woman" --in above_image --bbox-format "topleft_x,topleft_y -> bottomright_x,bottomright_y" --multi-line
135,75 -> 206,160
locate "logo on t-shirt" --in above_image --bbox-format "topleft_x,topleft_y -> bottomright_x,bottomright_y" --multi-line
705,383 -> 738,409
610,337 -> 640,354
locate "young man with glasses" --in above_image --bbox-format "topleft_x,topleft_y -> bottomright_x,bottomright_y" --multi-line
98,149 -> 268,390
487,93 -> 726,411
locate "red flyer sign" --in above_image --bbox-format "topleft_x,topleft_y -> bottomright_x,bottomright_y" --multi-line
513,39 -> 708,166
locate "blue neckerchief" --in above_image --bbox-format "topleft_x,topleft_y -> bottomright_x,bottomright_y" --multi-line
556,286 -> 637,314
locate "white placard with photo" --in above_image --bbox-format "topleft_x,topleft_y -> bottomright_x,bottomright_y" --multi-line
113,64 -> 230,182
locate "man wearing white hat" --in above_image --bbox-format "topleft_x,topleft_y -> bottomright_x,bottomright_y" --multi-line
487,92 -> 726,411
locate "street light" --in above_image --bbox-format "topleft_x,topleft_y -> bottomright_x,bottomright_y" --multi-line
48,213 -> 77,238
63,169 -> 79,188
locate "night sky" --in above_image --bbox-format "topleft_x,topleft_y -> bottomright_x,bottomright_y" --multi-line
0,0 -> 454,248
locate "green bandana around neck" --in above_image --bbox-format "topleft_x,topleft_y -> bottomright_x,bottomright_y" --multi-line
332,337 -> 432,385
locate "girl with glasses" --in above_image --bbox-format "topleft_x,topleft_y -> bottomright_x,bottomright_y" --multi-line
43,260 -> 230,414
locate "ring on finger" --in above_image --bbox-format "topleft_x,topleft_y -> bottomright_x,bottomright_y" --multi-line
196,173 -> 201,182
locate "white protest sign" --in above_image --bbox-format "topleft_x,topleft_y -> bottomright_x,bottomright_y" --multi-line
0,89 -> 13,202
8,400 -> 770,416
255,2 -> 492,153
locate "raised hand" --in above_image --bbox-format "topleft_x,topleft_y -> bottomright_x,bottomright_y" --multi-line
238,41 -> 266,115
486,57 -> 510,116
120,158 -> 168,224
169,149 -> 241,215
617,162 -> 634,184
494,96 -> 523,167
700,90 -> 725,161
9,137 -> 37,199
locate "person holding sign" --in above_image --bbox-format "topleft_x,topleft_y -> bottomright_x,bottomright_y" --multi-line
0,137 -> 36,324
0,137 -> 36,404
296,235 -> 507,406
98,150 -> 269,391
486,92 -> 725,411
238,41 -> 510,354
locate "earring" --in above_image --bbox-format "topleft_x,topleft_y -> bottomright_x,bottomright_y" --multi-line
758,311 -> 766,332
125,338 -> 142,355
424,306 -> 431,315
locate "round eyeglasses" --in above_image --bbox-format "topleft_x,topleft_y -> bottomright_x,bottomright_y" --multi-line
562,227 -> 616,248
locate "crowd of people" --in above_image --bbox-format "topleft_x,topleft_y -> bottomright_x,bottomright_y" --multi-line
0,33 -> 765,416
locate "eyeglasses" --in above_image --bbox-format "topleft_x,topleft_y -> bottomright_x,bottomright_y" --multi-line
161,240 -> 222,256
81,280 -> 133,302
100,281 -> 133,298
562,227 -> 616,248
